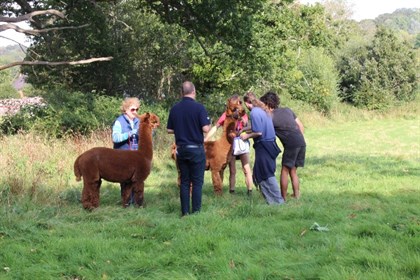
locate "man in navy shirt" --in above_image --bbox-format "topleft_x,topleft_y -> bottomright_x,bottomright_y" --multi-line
167,81 -> 210,216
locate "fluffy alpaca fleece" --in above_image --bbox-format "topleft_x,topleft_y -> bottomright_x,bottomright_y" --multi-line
204,97 -> 244,194
74,112 -> 160,209
171,97 -> 245,195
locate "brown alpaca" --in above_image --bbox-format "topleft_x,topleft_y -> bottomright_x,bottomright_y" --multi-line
204,101 -> 243,195
74,112 -> 160,209
170,97 -> 245,195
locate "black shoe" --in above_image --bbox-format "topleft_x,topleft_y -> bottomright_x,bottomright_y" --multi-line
229,189 -> 235,194
247,189 -> 252,196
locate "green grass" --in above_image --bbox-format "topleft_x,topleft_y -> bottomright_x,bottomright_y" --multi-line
0,108 -> 419,279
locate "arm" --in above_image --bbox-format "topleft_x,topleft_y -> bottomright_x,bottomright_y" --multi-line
204,124 -> 220,141
202,124 -> 210,134
240,131 -> 262,141
295,118 -> 304,134
112,120 -> 129,143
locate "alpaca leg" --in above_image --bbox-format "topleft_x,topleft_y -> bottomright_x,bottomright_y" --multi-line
82,180 -> 100,210
121,183 -> 133,208
91,179 -> 102,208
133,182 -> 144,207
212,170 -> 223,195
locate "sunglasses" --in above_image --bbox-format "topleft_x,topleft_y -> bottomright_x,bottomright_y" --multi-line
130,108 -> 139,112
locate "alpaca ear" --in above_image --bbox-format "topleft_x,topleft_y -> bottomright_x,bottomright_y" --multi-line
144,112 -> 150,122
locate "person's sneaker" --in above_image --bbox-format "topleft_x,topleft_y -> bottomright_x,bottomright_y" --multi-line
247,189 -> 252,196
229,189 -> 235,194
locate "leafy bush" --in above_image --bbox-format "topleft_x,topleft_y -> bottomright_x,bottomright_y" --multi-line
338,28 -> 418,110
0,68 -> 19,99
0,89 -> 121,137
287,47 -> 339,114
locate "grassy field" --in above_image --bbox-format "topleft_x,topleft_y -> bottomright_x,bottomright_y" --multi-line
0,104 -> 419,279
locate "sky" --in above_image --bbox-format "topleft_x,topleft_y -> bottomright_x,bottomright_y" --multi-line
1,0 -> 419,47
302,0 -> 420,21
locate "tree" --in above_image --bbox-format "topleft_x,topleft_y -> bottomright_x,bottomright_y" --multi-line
0,1 -> 112,71
337,27 -> 418,109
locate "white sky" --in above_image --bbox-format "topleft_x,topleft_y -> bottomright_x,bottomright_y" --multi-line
1,0 -> 419,47
302,0 -> 420,21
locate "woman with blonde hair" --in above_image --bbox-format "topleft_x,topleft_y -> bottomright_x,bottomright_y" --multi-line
112,97 -> 141,206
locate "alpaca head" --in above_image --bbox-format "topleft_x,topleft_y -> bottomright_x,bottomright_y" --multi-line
225,95 -> 245,120
138,112 -> 160,130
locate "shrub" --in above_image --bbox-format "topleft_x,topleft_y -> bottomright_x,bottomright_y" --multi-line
0,89 -> 121,137
0,68 -> 19,99
338,27 -> 418,109
288,47 -> 339,114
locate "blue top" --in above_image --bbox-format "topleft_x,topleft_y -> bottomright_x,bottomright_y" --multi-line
250,107 -> 276,143
112,114 -> 140,150
167,97 -> 210,146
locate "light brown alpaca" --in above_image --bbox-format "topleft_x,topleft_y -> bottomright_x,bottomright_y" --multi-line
171,97 -> 245,195
74,112 -> 160,209
204,98 -> 244,195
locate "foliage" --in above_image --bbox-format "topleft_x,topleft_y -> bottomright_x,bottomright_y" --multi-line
0,89 -> 121,137
0,67 -> 18,99
289,47 -> 339,114
20,1 -> 121,95
0,46 -> 25,98
14,0 -> 344,116
337,27 -> 418,110
375,8 -> 420,35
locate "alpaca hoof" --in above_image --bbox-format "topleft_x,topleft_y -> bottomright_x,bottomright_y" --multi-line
214,190 -> 223,196
83,205 -> 95,211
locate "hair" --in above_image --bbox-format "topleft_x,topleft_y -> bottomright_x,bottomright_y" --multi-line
260,91 -> 280,109
228,94 -> 241,104
243,91 -> 269,112
182,81 -> 195,95
120,97 -> 140,113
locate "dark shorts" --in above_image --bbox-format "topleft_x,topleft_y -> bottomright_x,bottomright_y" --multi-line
282,146 -> 306,168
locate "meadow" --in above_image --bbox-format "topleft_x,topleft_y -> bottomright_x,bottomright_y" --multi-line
0,103 -> 419,279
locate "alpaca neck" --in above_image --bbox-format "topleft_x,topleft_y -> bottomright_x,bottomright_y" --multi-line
221,117 -> 236,145
138,125 -> 153,159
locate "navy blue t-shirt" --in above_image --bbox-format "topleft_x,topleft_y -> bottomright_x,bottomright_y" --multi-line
167,97 -> 210,146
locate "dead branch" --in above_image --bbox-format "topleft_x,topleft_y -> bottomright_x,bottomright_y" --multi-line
0,57 -> 114,71
0,9 -> 65,23
0,23 -> 89,36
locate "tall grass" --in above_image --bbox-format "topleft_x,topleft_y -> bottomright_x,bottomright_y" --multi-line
0,102 -> 419,279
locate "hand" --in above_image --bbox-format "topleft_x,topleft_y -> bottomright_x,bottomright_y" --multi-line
129,129 -> 138,136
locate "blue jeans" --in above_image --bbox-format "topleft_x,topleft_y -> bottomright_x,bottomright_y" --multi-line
176,146 -> 206,215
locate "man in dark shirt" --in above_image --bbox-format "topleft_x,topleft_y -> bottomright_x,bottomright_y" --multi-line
261,91 -> 306,201
167,81 -> 211,216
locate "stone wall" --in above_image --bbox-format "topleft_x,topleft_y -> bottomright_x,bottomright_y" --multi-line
0,97 -> 46,116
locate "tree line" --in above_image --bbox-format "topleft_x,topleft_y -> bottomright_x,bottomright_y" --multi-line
1,0 -> 418,122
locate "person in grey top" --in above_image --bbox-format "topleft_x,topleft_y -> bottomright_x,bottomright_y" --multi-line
261,91 -> 306,201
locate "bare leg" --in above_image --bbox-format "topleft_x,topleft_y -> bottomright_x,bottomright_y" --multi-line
229,156 -> 236,192
280,166 -> 290,201
240,153 -> 253,191
289,167 -> 300,199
